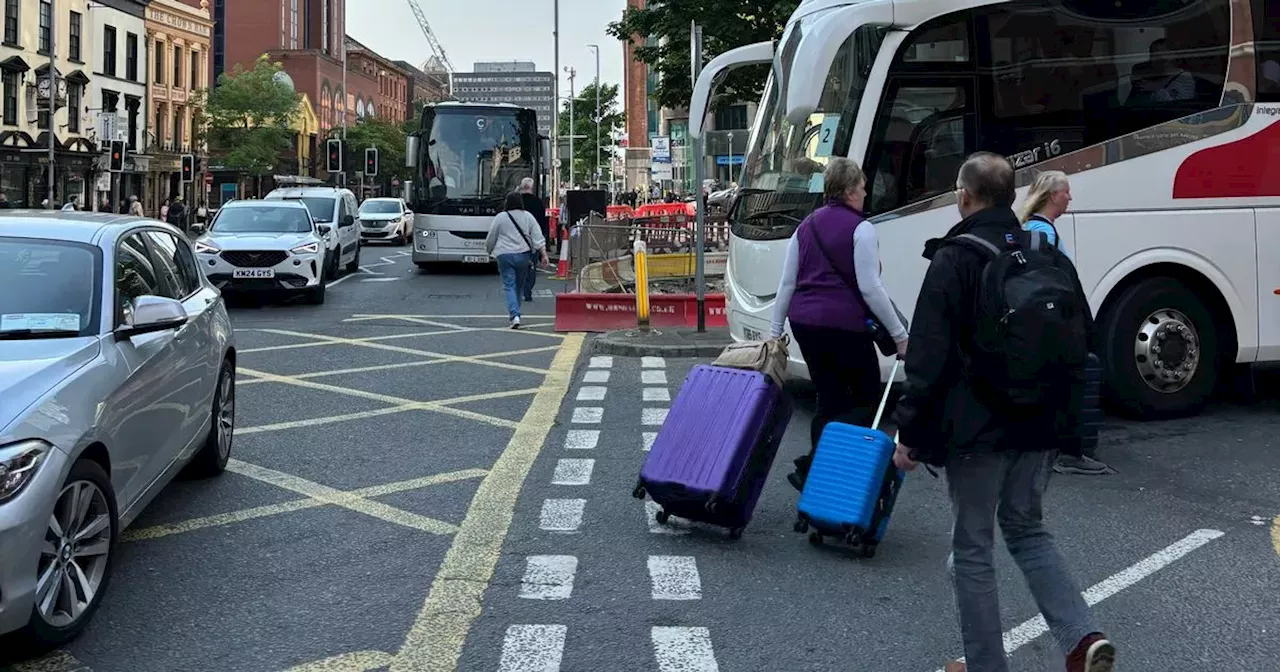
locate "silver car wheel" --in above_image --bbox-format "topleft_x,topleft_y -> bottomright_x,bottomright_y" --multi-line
216,368 -> 235,460
36,480 -> 111,628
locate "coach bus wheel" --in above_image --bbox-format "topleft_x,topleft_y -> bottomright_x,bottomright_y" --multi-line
1100,277 -> 1218,419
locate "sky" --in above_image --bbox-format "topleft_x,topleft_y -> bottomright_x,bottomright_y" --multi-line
348,0 -> 628,106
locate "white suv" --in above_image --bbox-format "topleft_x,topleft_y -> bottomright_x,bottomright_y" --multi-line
264,186 -> 361,279
194,199 -> 330,304
358,197 -> 413,245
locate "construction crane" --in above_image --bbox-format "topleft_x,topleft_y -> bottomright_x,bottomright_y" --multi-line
404,0 -> 455,95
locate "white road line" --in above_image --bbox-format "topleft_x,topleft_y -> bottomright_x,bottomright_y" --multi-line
570,407 -> 603,424
589,356 -> 613,368
539,499 -> 586,533
651,627 -> 719,672
520,555 -> 578,600
576,386 -> 608,401
325,273 -> 358,288
565,429 -> 600,450
551,459 -> 594,486
642,356 -> 666,368
642,408 -> 669,426
643,387 -> 670,402
935,527 -> 1225,671
360,277 -> 400,282
498,624 -> 567,672
645,501 -> 689,535
648,556 -> 702,601
582,370 -> 611,383
641,370 -> 667,385
642,432 -> 657,452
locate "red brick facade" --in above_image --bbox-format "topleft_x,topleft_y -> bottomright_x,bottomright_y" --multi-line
345,37 -> 410,126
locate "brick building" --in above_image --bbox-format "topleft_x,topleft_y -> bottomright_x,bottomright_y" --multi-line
345,36 -> 409,126
621,0 -> 653,189
394,59 -> 448,122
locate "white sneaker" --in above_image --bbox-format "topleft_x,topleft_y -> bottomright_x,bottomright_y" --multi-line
510,316 -> 521,329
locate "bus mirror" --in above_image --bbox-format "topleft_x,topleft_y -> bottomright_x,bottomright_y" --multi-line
406,136 -> 420,168
688,41 -> 774,140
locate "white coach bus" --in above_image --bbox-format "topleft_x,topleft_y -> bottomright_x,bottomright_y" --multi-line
691,0 -> 1280,418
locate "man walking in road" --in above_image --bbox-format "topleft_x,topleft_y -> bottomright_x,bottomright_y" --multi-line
519,177 -> 548,302
891,152 -> 1115,672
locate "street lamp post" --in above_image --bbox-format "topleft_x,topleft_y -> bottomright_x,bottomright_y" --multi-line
564,66 -> 576,188
727,131 -> 734,183
552,0 -> 559,210
587,44 -> 600,190
46,0 -> 57,208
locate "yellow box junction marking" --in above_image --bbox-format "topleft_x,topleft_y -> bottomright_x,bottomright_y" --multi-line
343,314 -> 562,339
236,344 -> 560,387
284,332 -> 585,672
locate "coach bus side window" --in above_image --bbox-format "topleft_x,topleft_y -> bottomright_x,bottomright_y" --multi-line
974,0 -> 1230,165
864,84 -> 975,214
1257,0 -> 1280,101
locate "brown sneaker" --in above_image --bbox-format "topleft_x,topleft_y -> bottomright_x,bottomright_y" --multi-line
1067,633 -> 1115,672
943,662 -> 966,672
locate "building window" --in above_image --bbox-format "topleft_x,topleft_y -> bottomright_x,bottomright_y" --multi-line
127,98 -> 139,150
322,0 -> 329,53
3,0 -> 17,45
2,71 -> 15,125
38,0 -> 50,54
69,11 -> 81,61
103,90 -> 118,113
155,41 -> 164,84
213,0 -> 225,83
173,45 -> 182,87
126,33 -> 138,81
289,0 -> 298,49
174,107 -> 183,149
67,84 -> 81,132
155,105 -> 166,147
103,26 -> 117,76
190,51 -> 199,90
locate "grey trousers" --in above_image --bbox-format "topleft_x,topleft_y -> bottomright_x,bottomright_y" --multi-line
946,450 -> 1097,672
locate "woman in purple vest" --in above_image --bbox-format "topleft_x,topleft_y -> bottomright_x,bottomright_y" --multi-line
768,157 -> 909,490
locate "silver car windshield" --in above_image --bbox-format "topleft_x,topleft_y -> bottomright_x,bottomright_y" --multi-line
0,238 -> 101,338
360,201 -> 402,215
212,207 -> 313,234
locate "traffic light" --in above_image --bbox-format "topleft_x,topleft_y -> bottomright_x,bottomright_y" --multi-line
180,154 -> 195,182
108,140 -> 125,172
326,139 -> 343,173
364,147 -> 378,177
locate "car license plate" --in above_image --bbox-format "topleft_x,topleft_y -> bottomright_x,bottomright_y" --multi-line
462,255 -> 490,264
743,326 -> 763,341
232,268 -> 275,279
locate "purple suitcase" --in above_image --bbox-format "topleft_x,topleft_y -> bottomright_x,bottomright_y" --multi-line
631,365 -> 792,539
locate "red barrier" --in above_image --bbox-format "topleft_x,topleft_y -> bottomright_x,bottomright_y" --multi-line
636,203 -> 689,218
555,293 -> 727,332
606,205 -> 634,219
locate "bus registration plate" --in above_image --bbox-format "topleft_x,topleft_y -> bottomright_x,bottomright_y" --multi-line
462,255 -> 490,264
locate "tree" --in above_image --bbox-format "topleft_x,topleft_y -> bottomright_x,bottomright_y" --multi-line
556,82 -> 625,186
204,55 -> 302,177
607,1 -> 792,111
339,116 -> 408,182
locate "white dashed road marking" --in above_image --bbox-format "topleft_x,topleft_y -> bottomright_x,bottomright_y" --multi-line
642,432 -> 657,452
641,370 -> 667,384
571,407 -> 603,424
520,555 -> 578,600
643,387 -> 670,402
651,626 -> 720,672
539,499 -> 586,533
582,370 -> 611,383
645,501 -> 690,535
642,356 -> 666,368
551,459 -> 594,486
360,277 -> 401,283
642,408 -> 669,426
588,356 -> 613,368
498,624 -> 567,672
576,386 -> 607,401
647,556 -> 702,601
564,429 -> 599,450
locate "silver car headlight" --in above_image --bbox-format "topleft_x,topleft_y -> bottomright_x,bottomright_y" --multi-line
194,240 -> 221,254
0,439 -> 51,502
291,241 -> 320,255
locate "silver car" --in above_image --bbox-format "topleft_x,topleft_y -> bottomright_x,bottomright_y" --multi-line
0,213 -> 236,647
194,200 -> 329,304
357,197 -> 412,245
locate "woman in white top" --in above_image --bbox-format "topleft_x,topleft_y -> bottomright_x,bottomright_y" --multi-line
486,191 -> 549,328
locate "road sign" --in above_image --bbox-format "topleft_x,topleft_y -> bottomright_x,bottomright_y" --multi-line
97,113 -> 120,142
652,136 -> 671,161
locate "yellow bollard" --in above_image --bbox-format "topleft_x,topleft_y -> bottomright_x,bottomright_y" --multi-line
634,239 -> 651,329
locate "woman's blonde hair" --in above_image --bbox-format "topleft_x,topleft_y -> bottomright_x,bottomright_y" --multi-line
1019,170 -> 1070,223
823,157 -> 866,201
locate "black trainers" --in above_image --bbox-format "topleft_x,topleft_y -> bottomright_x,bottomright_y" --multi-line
1054,454 -> 1115,475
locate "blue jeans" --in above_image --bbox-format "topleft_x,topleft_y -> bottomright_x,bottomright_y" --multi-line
946,450 -> 1096,671
524,257 -> 537,299
497,253 -> 532,319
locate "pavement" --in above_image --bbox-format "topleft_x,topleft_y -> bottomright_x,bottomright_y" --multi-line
592,327 -> 732,358
2,244 -> 1278,672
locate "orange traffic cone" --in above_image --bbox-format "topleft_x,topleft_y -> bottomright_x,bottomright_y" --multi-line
554,223 -> 570,279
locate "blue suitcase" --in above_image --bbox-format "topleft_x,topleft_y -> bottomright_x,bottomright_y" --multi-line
794,361 -> 904,557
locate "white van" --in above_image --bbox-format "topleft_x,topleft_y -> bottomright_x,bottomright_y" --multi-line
264,186 -> 361,279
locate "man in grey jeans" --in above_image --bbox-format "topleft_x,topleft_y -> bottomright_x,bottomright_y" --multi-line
891,152 -> 1115,672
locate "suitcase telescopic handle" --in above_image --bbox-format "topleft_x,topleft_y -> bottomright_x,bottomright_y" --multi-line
871,360 -> 902,432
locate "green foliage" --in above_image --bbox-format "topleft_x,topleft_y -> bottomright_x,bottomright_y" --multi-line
556,82 -> 625,186
339,116 -> 408,181
205,55 -> 302,176
606,0 -> 792,111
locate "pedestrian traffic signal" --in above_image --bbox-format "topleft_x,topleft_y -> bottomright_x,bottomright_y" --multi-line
365,147 -> 378,177
326,139 -> 343,173
181,154 -> 195,182
108,140 -> 125,172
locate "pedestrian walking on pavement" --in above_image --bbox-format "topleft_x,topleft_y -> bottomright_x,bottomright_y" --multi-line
519,177 -> 549,302
892,152 -> 1115,672
767,157 -> 908,492
167,196 -> 188,231
128,195 -> 145,217
486,191 -> 548,329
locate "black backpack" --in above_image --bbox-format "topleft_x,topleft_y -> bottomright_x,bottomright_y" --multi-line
951,230 -> 1089,408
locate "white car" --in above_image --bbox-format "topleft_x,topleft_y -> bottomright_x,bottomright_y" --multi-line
264,186 -> 361,279
193,200 -> 329,304
357,198 -> 413,245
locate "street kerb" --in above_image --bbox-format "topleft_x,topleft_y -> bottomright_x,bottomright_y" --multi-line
555,292 -> 727,332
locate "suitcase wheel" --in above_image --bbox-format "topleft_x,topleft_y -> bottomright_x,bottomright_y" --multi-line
793,518 -> 809,534
655,509 -> 671,525
728,527 -> 744,540
632,484 -> 646,500
807,531 -> 823,546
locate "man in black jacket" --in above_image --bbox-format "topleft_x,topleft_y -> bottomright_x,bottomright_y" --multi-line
519,177 -> 548,302
891,153 -> 1115,672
